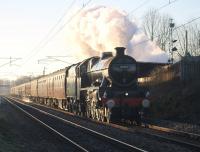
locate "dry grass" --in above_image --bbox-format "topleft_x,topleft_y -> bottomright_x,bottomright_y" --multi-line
149,78 -> 200,124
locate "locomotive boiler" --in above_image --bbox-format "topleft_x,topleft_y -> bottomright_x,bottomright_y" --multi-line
88,47 -> 137,87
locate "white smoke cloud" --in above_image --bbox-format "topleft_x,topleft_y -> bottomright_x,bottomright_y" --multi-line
65,6 -> 168,63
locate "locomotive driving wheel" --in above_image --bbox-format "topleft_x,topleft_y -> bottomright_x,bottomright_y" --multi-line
95,109 -> 99,120
104,107 -> 111,123
86,101 -> 91,118
99,108 -> 105,122
95,108 -> 104,121
91,100 -> 96,119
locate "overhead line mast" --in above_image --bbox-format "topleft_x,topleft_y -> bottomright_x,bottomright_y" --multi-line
0,57 -> 21,68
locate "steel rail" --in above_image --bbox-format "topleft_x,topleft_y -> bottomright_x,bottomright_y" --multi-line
136,127 -> 200,151
147,124 -> 200,140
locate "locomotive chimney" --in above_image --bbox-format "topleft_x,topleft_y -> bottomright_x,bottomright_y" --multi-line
115,47 -> 126,56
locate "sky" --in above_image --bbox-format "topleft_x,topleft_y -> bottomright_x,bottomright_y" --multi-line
0,0 -> 200,80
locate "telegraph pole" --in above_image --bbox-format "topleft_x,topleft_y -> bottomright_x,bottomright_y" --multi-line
185,30 -> 188,56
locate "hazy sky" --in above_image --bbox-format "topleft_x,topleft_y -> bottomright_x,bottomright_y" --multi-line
0,0 -> 199,80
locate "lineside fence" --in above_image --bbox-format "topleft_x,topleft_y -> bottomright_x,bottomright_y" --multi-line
138,56 -> 200,86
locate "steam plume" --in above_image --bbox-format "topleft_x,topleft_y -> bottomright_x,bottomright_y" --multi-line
66,6 -> 168,63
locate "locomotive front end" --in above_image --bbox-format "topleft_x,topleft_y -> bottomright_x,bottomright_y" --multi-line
108,47 -> 137,87
101,47 -> 150,124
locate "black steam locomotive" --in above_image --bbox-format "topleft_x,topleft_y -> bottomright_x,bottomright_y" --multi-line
11,47 -> 150,124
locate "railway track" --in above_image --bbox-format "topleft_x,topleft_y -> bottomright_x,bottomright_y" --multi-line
108,119 -> 200,151
4,97 -> 147,152
7,96 -> 200,151
103,117 -> 200,151
146,124 -> 200,140
4,97 -> 88,152
134,125 -> 200,151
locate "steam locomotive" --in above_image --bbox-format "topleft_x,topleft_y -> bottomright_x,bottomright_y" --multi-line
11,47 -> 150,124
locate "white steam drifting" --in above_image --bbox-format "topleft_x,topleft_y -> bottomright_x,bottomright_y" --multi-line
66,6 -> 168,63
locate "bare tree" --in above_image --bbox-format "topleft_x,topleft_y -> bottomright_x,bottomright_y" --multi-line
143,9 -> 159,41
187,24 -> 200,56
142,8 -> 171,51
156,14 -> 171,51
174,22 -> 200,57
